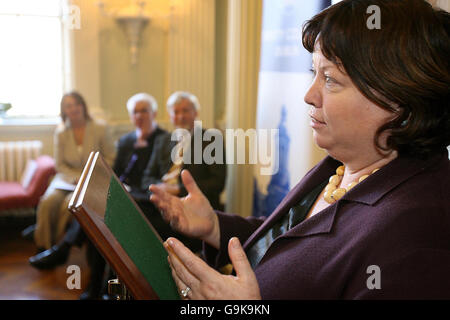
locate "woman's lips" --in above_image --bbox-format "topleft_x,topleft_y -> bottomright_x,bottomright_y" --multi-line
309,114 -> 326,128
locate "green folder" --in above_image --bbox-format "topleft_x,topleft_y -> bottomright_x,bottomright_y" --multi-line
69,151 -> 180,300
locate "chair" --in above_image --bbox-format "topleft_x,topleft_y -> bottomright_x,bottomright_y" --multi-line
0,155 -> 56,214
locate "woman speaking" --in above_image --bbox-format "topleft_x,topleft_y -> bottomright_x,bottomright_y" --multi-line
150,0 -> 450,299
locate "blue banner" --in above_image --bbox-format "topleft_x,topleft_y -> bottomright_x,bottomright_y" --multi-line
253,0 -> 331,217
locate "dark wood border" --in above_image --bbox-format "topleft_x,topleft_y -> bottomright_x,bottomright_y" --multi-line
69,152 -> 160,300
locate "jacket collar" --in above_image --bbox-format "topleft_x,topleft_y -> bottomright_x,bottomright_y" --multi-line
341,151 -> 446,205
244,150 -> 448,248
243,156 -> 340,249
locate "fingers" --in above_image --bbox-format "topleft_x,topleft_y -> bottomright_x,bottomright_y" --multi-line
149,184 -> 166,208
167,237 -> 260,300
165,237 -> 215,283
149,185 -> 189,236
227,237 -> 253,279
168,256 -> 193,300
165,238 -> 203,299
149,184 -> 177,216
180,170 -> 202,195
149,184 -> 170,204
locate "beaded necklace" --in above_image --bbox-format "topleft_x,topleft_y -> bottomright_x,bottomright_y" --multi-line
323,165 -> 379,204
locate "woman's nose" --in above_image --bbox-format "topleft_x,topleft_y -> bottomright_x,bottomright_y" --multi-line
304,78 -> 320,108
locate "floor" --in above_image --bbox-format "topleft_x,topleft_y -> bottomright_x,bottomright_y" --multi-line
0,220 -> 90,300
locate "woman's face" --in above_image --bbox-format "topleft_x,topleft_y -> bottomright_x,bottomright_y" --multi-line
304,49 -> 395,162
62,95 -> 85,124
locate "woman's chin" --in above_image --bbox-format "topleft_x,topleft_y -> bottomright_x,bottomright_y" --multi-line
312,133 -> 332,151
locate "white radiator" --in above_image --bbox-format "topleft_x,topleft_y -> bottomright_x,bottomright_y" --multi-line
0,140 -> 42,182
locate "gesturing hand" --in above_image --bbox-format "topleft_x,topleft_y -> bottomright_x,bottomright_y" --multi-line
165,237 -> 261,300
149,170 -> 220,249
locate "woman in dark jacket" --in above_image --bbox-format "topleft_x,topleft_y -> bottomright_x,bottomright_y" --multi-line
150,0 -> 450,299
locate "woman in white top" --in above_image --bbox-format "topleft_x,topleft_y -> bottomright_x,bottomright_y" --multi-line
33,91 -> 116,250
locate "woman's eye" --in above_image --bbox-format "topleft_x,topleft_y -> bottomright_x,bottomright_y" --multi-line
309,68 -> 316,76
324,76 -> 333,82
324,76 -> 337,85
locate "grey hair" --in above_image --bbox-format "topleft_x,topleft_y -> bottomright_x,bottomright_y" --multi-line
126,93 -> 158,114
166,91 -> 200,112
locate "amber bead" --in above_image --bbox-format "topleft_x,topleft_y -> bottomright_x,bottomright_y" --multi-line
336,165 -> 345,176
329,174 -> 341,186
358,174 -> 369,182
332,188 -> 346,201
324,190 -> 335,204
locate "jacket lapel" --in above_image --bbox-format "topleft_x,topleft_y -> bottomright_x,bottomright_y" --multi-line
283,152 -> 447,239
281,201 -> 340,239
244,151 -> 448,251
242,150 -> 448,272
243,156 -> 340,249
341,153 -> 444,205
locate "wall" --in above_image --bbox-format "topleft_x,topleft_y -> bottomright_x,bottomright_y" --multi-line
214,0 -> 228,124
97,0 -> 168,126
0,0 -> 222,156
89,0 -> 217,130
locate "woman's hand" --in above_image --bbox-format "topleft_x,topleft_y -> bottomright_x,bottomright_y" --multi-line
149,170 -> 220,249
155,183 -> 180,196
165,237 -> 261,300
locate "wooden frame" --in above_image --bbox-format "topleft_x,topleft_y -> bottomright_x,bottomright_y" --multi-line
69,152 -> 164,300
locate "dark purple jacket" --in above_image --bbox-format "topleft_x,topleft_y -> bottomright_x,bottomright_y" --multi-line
205,151 -> 450,299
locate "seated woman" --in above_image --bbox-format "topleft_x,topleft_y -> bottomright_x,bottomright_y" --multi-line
27,91 -> 116,255
149,0 -> 450,299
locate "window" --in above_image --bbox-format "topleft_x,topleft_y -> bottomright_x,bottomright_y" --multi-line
0,0 -> 70,119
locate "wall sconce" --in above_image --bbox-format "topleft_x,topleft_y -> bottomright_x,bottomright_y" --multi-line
98,1 -> 151,66
0,103 -> 12,118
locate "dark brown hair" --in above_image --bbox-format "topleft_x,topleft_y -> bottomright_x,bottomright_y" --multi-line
60,91 -> 91,123
303,0 -> 450,157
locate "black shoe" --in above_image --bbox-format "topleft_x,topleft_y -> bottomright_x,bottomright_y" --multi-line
21,225 -> 36,241
28,243 -> 70,270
